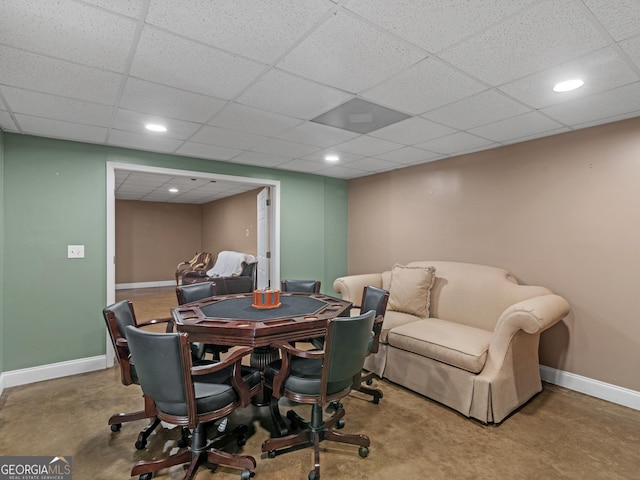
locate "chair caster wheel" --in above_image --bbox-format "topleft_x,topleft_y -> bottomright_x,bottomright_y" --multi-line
267,450 -> 276,459
110,423 -> 121,432
308,470 -> 319,480
240,469 -> 254,480
134,439 -> 146,450
336,419 -> 345,429
237,435 -> 247,447
177,437 -> 188,448
139,473 -> 153,480
359,446 -> 369,458
366,378 -> 373,385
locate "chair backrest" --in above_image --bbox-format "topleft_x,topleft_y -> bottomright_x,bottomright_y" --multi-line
323,310 -> 375,387
125,326 -> 190,416
102,300 -> 138,385
176,281 -> 216,305
361,285 -> 389,318
281,279 -> 321,293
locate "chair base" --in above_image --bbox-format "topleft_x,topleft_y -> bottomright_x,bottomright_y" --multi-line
262,403 -> 369,480
131,423 -> 255,480
108,409 -> 160,450
355,371 -> 384,404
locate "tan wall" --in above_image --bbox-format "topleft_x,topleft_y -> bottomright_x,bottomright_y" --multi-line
116,190 -> 259,284
347,117 -> 640,392
201,188 -> 259,257
115,200 -> 202,283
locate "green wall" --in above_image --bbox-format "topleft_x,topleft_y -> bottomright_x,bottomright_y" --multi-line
2,133 -> 348,372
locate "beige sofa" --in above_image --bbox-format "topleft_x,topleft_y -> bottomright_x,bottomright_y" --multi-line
333,261 -> 570,424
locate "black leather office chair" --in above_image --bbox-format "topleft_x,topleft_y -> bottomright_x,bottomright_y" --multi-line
355,285 -> 389,404
261,310 -> 375,480
280,279 -> 321,294
103,300 -> 186,450
176,282 -> 229,360
125,326 -> 261,480
281,279 -> 323,348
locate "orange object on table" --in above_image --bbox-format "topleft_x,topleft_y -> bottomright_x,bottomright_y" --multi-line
252,289 -> 281,309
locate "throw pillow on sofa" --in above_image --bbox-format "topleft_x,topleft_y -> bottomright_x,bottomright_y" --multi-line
388,264 -> 436,318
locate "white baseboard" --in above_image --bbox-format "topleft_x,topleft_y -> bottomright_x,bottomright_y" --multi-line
2,355 -> 107,389
0,372 -> 5,398
540,365 -> 640,411
116,280 -> 175,290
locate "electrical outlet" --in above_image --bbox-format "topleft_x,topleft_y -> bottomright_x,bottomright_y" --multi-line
68,245 -> 85,259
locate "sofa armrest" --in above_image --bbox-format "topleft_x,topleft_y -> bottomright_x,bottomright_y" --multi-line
489,294 -> 570,359
333,273 -> 382,306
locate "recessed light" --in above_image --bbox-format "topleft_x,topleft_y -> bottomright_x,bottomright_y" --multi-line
325,155 -> 340,162
169,188 -> 178,193
145,123 -> 167,132
553,79 -> 584,93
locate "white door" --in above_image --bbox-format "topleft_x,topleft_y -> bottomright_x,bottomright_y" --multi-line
256,187 -> 270,289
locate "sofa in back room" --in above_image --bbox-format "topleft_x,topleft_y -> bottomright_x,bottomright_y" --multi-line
333,261 -> 570,424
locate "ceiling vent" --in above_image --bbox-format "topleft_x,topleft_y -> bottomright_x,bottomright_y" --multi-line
311,98 -> 410,134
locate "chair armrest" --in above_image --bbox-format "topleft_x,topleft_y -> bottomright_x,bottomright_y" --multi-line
115,337 -> 128,347
191,346 -> 255,408
370,314 -> 384,354
137,316 -> 175,333
270,341 -> 324,397
333,274 -> 382,306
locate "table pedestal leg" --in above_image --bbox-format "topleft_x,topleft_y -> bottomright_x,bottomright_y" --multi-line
250,346 -> 288,436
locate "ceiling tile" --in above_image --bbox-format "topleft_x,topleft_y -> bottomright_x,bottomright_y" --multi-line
468,111 -> 565,142
439,0 -> 609,85
275,159 -> 328,174
316,164 -> 369,178
375,146 -> 442,165
250,137 -> 320,158
81,0 -> 145,18
119,78 -> 227,123
278,10 -> 426,93
107,129 -> 184,153
145,0 -> 334,63
15,114 -> 108,143
369,116 -> 456,145
540,82 -> 640,126
0,0 -> 137,71
362,57 -> 487,114
333,135 -> 404,156
190,125 -> 266,150
0,109 -> 17,131
236,69 -> 352,119
423,90 -> 531,130
499,47 -> 639,109
2,86 -> 113,127
130,26 -> 266,99
229,151 -> 291,168
345,0 -> 539,53
0,45 -> 121,104
209,103 -> 302,137
175,142 -> 242,161
276,121 -> 359,148
346,157 -> 403,172
583,0 -> 640,41
112,109 -> 201,139
415,132 -> 497,155
619,34 -> 640,69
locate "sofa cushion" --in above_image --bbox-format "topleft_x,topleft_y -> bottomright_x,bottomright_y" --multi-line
388,264 -> 436,318
387,318 -> 492,374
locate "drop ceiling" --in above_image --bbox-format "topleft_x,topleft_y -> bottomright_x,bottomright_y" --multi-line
2,0 -> 640,185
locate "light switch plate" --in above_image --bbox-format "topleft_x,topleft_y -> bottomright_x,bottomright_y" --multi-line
68,245 -> 85,258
